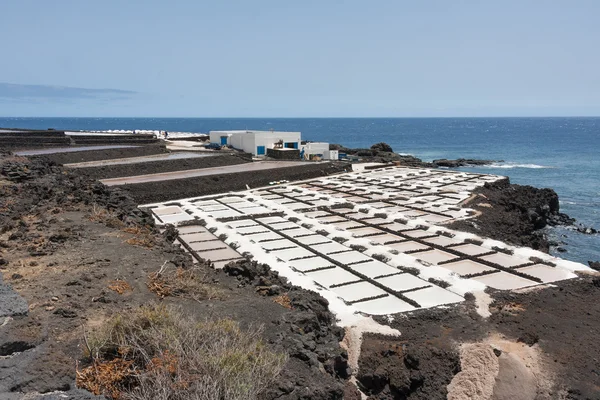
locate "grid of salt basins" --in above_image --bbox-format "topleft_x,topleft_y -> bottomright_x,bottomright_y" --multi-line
143,166 -> 586,317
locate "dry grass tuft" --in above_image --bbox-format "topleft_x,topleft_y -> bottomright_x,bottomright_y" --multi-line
108,280 -> 133,295
124,226 -> 156,248
79,305 -> 286,400
273,294 -> 292,309
89,204 -> 125,229
147,263 -> 223,301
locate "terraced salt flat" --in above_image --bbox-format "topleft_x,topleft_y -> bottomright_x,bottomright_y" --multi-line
142,166 -> 589,322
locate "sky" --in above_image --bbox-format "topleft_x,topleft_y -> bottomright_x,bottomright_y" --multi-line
1,0 -> 599,117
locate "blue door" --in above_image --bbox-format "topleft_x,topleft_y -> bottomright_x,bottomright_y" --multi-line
257,146 -> 265,155
220,136 -> 228,145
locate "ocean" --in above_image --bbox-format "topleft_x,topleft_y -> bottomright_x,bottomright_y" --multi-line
1,117 -> 598,265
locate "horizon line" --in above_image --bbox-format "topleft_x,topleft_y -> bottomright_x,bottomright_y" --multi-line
2,115 -> 600,119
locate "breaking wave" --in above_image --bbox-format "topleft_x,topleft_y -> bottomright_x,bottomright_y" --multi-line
485,163 -> 554,169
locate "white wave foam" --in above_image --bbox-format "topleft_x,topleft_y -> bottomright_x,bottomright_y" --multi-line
485,163 -> 553,169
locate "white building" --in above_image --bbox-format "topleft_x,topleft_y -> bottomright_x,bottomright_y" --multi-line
209,130 -> 301,156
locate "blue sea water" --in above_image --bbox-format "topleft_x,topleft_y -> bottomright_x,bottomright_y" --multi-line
1,117 -> 599,265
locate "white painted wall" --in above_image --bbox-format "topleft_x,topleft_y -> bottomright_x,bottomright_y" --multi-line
210,130 -> 301,156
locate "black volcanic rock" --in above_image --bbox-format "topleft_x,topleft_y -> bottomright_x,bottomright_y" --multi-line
432,158 -> 498,168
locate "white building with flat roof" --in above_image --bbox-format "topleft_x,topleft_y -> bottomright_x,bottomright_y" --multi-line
209,130 -> 301,156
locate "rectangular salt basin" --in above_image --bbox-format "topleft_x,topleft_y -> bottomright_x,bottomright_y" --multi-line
153,206 -> 185,216
329,221 -> 365,230
225,220 -> 259,229
304,211 -> 331,218
236,206 -> 272,215
260,239 -> 297,251
269,247 -> 315,261
245,232 -> 283,242
311,241 -> 353,255
159,213 -> 194,223
472,271 -> 538,290
403,286 -> 464,308
179,231 -> 217,243
288,257 -> 335,272
516,264 -> 576,283
353,296 -> 416,315
349,260 -> 400,279
479,253 -> 530,268
414,249 -> 458,265
213,258 -> 245,269
402,229 -> 434,239
441,260 -> 496,276
329,251 -> 373,265
195,248 -> 241,262
422,235 -> 462,247
375,273 -> 430,292
305,267 -> 362,288
256,216 -> 289,224
236,226 -> 271,235
294,235 -> 332,246
280,227 -> 315,238
368,233 -> 406,245
386,241 -> 431,253
269,222 -> 301,230
382,222 -> 412,232
349,227 -> 385,238
450,244 -> 491,256
206,209 -> 244,219
187,240 -> 227,252
421,214 -> 454,223
177,225 -> 207,234
218,196 -> 246,204
330,282 -> 387,303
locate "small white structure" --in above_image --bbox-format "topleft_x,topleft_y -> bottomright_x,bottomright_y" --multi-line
209,130 -> 301,156
300,142 -> 337,160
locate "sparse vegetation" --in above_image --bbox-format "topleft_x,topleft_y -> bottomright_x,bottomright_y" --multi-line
147,263 -> 222,301
78,305 -> 286,400
89,204 -> 125,229
123,226 -> 156,248
108,280 -> 133,295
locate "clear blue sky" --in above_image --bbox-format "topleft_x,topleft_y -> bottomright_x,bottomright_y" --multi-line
1,0 -> 599,117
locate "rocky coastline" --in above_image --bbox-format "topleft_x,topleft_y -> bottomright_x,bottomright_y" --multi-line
1,141 -> 599,399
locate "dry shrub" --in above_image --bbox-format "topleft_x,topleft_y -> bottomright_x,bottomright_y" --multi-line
77,358 -> 135,399
80,305 -> 287,400
109,280 -> 133,295
147,263 -> 222,301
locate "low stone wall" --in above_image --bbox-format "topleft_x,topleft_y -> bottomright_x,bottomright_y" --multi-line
34,144 -> 168,165
123,162 -> 350,204
0,130 -> 71,148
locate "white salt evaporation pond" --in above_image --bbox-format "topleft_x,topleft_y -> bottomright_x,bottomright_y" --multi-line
141,166 -> 590,326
